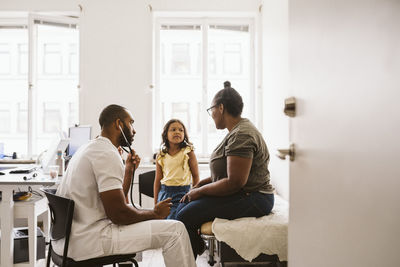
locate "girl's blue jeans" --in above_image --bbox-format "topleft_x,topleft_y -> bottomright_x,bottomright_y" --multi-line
175,191 -> 274,257
158,184 -> 190,219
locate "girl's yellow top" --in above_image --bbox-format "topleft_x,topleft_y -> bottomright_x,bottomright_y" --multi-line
157,146 -> 193,186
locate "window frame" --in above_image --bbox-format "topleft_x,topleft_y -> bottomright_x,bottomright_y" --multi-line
28,14 -> 79,156
153,13 -> 259,158
0,14 -> 79,157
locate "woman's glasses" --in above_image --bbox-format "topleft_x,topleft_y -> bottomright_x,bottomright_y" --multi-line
207,105 -> 217,116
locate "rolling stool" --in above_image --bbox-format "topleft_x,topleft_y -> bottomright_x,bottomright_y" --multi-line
200,221 -> 217,266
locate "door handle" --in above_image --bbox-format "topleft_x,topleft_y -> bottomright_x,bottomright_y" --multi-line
284,97 -> 296,117
276,144 -> 295,161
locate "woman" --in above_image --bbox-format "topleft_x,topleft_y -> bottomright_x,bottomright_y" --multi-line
175,81 -> 275,257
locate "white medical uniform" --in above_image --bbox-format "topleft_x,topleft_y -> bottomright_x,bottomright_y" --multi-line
54,136 -> 196,267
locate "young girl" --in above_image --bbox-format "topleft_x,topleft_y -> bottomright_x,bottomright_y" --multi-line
154,119 -> 200,219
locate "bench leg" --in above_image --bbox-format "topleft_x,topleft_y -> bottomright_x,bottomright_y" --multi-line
207,238 -> 217,266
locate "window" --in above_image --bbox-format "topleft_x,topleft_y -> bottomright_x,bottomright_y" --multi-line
0,103 -> 11,133
0,14 -> 79,157
0,44 -> 12,74
209,43 -> 216,75
42,43 -> 62,75
154,16 -> 255,157
35,20 -> 79,154
0,26 -> 28,155
68,44 -> 78,75
17,102 -> 28,132
171,44 -> 191,75
68,102 -> 79,127
223,43 -> 242,75
18,43 -> 28,75
43,102 -> 62,133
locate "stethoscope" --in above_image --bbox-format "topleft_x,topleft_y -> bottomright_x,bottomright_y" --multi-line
119,125 -> 137,208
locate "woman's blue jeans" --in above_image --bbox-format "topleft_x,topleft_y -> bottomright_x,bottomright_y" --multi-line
175,191 -> 274,257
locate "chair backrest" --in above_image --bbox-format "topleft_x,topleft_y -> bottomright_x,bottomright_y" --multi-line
138,170 -> 156,206
43,189 -> 75,240
42,189 -> 75,265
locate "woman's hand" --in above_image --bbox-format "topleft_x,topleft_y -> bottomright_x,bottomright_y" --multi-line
180,188 -> 203,203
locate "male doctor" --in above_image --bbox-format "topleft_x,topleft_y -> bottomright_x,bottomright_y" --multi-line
55,104 -> 196,267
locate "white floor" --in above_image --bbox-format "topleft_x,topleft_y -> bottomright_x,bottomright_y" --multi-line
34,248 -> 212,267
138,248 -> 210,267
34,248 -> 279,266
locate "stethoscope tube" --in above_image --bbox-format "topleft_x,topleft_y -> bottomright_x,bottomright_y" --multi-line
121,146 -> 137,209
130,166 -> 136,208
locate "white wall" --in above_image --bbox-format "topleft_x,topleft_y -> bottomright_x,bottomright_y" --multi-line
79,0 -> 153,158
0,0 -> 262,158
261,0 -> 290,200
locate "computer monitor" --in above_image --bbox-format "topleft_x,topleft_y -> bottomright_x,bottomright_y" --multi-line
41,136 -> 70,173
67,126 -> 91,157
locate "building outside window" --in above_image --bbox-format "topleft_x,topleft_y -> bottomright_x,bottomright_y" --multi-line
18,43 -> 28,75
43,43 -> 62,75
0,14 -> 79,157
154,16 -> 256,157
17,102 -> 28,132
0,103 -> 11,133
0,43 -> 12,74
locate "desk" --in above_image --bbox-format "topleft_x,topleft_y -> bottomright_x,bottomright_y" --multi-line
0,165 -> 56,267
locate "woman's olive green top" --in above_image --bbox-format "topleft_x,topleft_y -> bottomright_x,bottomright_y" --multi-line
209,118 -> 274,194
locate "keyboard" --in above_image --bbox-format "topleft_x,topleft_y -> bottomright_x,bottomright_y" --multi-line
0,166 -> 16,171
9,165 -> 38,174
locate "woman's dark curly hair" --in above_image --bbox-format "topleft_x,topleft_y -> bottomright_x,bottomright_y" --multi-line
160,119 -> 192,153
213,81 -> 243,117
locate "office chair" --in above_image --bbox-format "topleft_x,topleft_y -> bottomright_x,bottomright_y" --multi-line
42,189 -> 139,267
138,170 -> 156,207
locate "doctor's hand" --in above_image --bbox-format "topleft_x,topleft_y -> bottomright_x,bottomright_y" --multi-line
117,147 -> 124,157
125,150 -> 141,172
180,188 -> 203,203
153,198 -> 172,219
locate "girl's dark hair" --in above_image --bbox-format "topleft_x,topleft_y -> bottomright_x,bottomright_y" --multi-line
213,81 -> 243,117
161,119 -> 192,153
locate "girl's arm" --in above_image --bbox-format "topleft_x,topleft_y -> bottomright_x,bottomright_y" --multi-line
188,151 -> 200,187
154,161 -> 163,205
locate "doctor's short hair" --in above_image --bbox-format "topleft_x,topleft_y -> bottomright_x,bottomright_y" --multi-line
99,104 -> 128,128
213,81 -> 243,117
